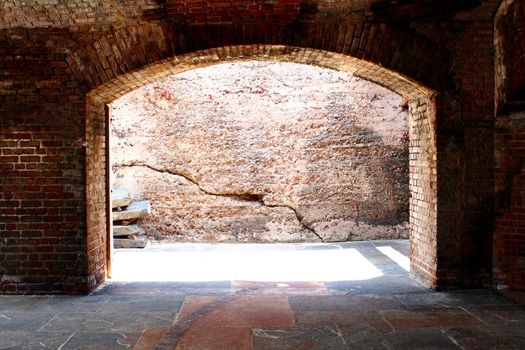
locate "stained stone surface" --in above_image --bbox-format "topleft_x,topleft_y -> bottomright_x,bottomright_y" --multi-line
111,61 -> 409,242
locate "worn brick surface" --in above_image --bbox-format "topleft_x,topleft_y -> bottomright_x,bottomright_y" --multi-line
0,0 -> 518,293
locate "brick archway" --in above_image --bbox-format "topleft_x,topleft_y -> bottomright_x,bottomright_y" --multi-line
85,45 -> 437,290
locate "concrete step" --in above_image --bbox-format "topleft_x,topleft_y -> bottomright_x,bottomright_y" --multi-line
113,224 -> 145,237
113,200 -> 151,221
112,188 -> 132,209
114,235 -> 148,249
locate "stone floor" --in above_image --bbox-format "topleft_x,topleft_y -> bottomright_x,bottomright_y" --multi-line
1,240 -> 525,349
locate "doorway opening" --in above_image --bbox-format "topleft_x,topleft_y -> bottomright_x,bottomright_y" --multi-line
110,61 -> 409,245
108,60 -> 414,286
85,46 -> 437,289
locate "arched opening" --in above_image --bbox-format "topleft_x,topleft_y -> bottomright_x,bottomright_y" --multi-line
85,45 -> 437,289
110,61 -> 410,244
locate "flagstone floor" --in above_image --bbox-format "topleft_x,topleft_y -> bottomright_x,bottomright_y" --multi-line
1,240 -> 524,349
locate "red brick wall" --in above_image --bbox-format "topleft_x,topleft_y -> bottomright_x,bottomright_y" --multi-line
0,33 -> 88,293
0,0 -> 510,293
166,0 -> 301,24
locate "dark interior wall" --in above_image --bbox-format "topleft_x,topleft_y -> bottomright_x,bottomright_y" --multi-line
494,0 -> 525,291
435,19 -> 496,288
0,0 -> 515,293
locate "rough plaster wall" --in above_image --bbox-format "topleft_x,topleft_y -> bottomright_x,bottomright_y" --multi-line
111,61 -> 409,242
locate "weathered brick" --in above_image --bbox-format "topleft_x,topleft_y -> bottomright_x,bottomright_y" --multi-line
0,0 -> 518,294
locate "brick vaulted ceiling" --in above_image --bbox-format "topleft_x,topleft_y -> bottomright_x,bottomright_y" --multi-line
0,0 -> 501,96
1,0 -> 498,29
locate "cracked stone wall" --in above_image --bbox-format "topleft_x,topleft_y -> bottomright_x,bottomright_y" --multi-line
111,61 -> 409,243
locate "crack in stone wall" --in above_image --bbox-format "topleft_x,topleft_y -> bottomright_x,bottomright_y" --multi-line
118,163 -> 324,242
111,61 -> 410,243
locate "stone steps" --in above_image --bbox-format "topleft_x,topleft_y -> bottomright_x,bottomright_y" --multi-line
112,188 -> 132,208
112,189 -> 151,249
113,200 -> 151,221
114,235 -> 148,249
113,224 -> 145,237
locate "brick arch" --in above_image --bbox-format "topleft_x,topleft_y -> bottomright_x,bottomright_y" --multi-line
67,19 -> 450,94
67,22 -> 177,90
85,45 -> 438,290
175,21 -> 451,90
